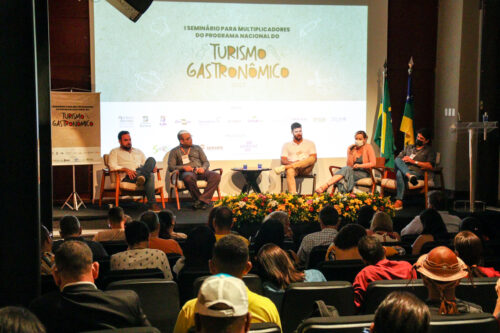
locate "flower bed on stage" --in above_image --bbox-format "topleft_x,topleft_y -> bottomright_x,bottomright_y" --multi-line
214,192 -> 394,225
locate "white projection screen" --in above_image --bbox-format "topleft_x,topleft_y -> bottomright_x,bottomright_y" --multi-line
92,0 -> 368,161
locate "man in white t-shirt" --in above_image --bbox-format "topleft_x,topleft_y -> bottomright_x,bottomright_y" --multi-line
108,131 -> 160,211
274,122 -> 317,194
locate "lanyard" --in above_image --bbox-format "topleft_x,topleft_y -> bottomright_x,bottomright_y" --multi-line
180,147 -> 191,155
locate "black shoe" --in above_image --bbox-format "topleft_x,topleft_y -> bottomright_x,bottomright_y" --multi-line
200,202 -> 211,210
136,175 -> 146,186
192,200 -> 202,210
409,175 -> 419,186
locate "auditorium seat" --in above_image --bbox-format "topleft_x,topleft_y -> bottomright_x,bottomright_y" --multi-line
456,277 -> 499,313
318,259 -> 365,283
401,234 -> 419,244
306,245 -> 329,269
106,279 -> 179,333
83,327 -> 161,333
362,279 -> 427,314
248,323 -> 282,333
281,281 -> 355,333
381,241 -> 412,255
166,253 -> 181,273
176,269 -> 211,305
100,268 -> 165,289
280,171 -> 316,195
420,240 -> 454,254
100,240 -> 128,256
296,315 -> 373,333
429,312 -> 498,333
192,274 -> 263,297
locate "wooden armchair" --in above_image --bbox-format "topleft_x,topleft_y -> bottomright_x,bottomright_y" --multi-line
328,157 -> 386,194
98,154 -> 165,208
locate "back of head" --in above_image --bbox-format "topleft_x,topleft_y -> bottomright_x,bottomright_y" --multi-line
427,191 -> 445,211
370,211 -> 393,232
213,235 -> 249,277
108,206 -> 124,225
59,215 -> 80,238
207,207 -> 220,232
373,291 -> 430,333
125,221 -> 150,246
54,241 -> 93,281
460,217 -> 485,239
184,226 -> 216,265
0,306 -> 46,333
215,206 -> 233,232
334,223 -> 367,250
265,211 -> 290,227
453,231 -> 484,268
319,205 -> 339,226
252,219 -> 284,253
257,243 -> 303,289
358,236 -> 385,265
356,205 -> 375,229
40,225 -> 51,250
140,211 -> 159,234
158,209 -> 175,239
420,209 -> 447,237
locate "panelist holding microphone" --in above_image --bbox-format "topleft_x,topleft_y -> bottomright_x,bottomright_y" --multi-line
168,130 -> 221,210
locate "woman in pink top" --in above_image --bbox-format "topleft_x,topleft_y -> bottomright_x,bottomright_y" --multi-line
316,131 -> 376,193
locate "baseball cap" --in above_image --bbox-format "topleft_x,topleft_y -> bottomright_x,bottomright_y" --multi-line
195,274 -> 249,318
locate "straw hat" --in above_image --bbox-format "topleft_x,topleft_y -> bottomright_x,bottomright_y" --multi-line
415,246 -> 468,282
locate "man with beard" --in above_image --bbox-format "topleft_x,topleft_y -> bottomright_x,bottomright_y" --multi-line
274,122 -> 317,194
393,128 -> 436,210
108,131 -> 160,211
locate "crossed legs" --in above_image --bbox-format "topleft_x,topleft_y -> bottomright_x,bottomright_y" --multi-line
284,156 -> 316,194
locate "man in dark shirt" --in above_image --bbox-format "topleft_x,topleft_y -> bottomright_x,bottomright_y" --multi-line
393,128 -> 436,210
30,241 -> 150,332
415,246 -> 482,315
167,130 -> 221,210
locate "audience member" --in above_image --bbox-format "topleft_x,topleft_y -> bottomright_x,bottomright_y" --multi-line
124,214 -> 133,223
30,241 -> 150,332
174,235 -> 281,333
194,275 -> 251,333
353,236 -> 415,311
415,246 -> 482,314
0,306 -> 46,333
494,279 -> 500,325
41,225 -> 54,275
250,219 -> 285,256
93,206 -> 126,242
140,211 -> 183,255
52,215 -> 108,260
368,211 -> 400,243
257,243 -> 325,310
158,209 -> 187,240
460,216 -> 490,241
370,291 -> 430,333
214,206 -> 249,246
264,211 -> 293,239
401,191 -> 460,236
326,223 -> 366,261
297,205 -> 340,264
173,226 -> 216,276
356,205 -> 376,230
110,221 -> 173,280
207,206 -> 220,232
411,208 -> 449,255
454,231 -> 500,277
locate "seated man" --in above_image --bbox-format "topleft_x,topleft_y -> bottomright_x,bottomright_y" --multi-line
140,211 -> 183,255
30,241 -> 150,332
214,206 -> 249,246
274,122 -> 317,194
353,236 -> 416,311
194,274 -> 251,333
174,235 -> 281,333
168,130 -> 221,210
415,246 -> 482,314
297,205 -> 340,264
393,128 -> 436,210
108,130 -> 160,211
401,191 -> 461,236
93,206 -> 126,242
52,215 -> 108,260
110,221 -> 173,280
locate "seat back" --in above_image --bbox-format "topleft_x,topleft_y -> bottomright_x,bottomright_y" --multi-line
420,240 -> 454,254
363,279 -> 427,314
106,279 -> 179,333
101,269 -> 165,289
307,245 -> 329,269
318,260 -> 365,283
83,327 -> 161,333
429,312 -> 498,333
192,274 -> 263,297
281,281 -> 355,333
249,323 -> 281,333
382,241 -> 412,255
100,241 -> 128,256
456,277 -> 498,313
296,315 -> 374,333
177,269 -> 211,305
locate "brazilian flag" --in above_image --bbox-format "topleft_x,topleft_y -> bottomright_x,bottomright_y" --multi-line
374,75 -> 396,168
400,71 -> 415,146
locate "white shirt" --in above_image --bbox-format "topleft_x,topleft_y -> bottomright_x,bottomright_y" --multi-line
281,139 -> 317,163
108,147 -> 146,171
401,211 -> 461,236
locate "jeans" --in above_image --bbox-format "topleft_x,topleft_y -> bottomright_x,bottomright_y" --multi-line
123,157 -> 156,204
394,157 -> 419,200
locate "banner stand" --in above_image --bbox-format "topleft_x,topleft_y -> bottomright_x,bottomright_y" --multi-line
61,165 -> 87,211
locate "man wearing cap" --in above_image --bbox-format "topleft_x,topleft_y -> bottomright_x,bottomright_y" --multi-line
174,235 -> 281,333
194,274 -> 251,333
415,246 -> 482,315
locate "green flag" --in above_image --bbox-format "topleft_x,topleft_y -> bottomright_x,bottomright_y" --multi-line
374,75 -> 396,168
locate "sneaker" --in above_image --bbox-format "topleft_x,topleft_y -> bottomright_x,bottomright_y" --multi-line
150,203 -> 161,212
394,200 -> 403,211
408,175 -> 419,186
136,175 -> 146,186
274,165 -> 286,175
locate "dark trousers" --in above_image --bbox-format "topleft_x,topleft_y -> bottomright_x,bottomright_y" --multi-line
180,170 -> 221,204
123,157 -> 156,204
